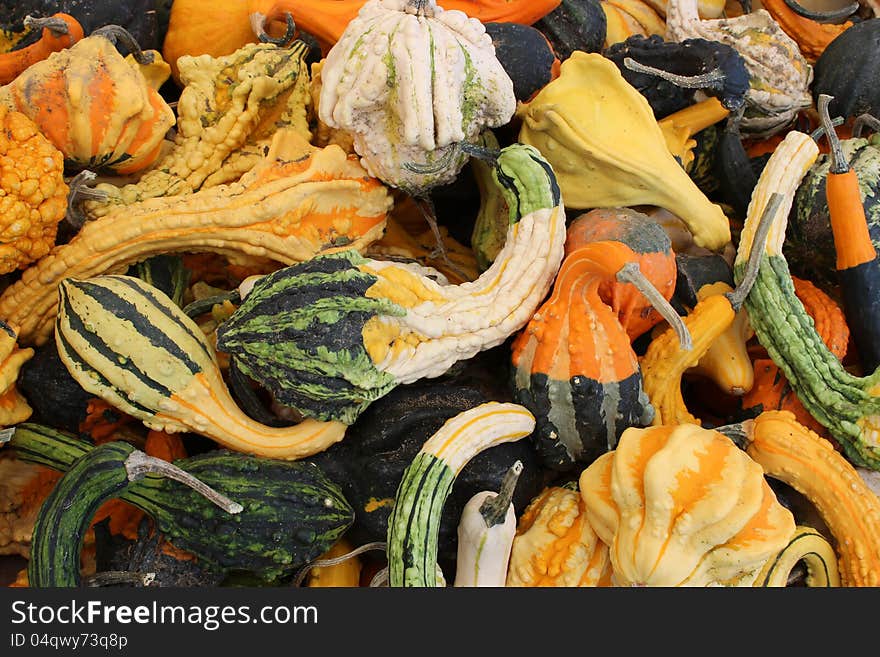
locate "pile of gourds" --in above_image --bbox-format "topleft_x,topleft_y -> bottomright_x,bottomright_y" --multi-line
0,0 -> 879,588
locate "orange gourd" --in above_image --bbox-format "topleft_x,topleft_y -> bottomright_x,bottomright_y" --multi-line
0,14 -> 84,85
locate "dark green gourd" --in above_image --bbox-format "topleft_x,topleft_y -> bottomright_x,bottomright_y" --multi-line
12,424 -> 354,582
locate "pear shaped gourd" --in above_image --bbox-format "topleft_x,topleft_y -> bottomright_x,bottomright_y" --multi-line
517,51 -> 730,252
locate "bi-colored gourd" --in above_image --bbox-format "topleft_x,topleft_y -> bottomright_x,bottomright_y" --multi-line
760,0 -> 853,62
754,525 -> 840,587
11,422 -> 355,581
86,41 -> 314,216
733,129 -> 880,470
386,402 -> 535,587
664,0 -> 813,138
517,51 -> 730,252
317,0 -> 516,194
0,130 -> 393,348
453,460 -> 522,587
216,142 -> 566,425
53,274 -> 351,460
0,14 -> 84,84
579,423 -> 796,586
729,411 -> 880,587
0,25 -> 175,175
506,485 -> 612,587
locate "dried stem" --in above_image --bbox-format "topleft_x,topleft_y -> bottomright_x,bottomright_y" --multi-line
479,461 -> 523,527
91,25 -> 154,64
23,15 -> 71,35
84,571 -> 156,588
623,57 -> 725,92
616,262 -> 693,351
256,12 -> 297,46
292,542 -> 387,587
124,450 -> 243,515
852,114 -> 880,139
725,192 -> 784,311
817,94 -> 849,174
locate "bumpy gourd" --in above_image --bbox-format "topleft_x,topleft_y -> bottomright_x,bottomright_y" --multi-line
317,0 -> 516,193
216,142 -> 566,425
0,26 -> 175,174
579,423 -> 796,586
506,485 -> 612,587
665,0 -> 813,138
0,130 -> 393,347
0,322 -> 33,427
87,41 -> 314,216
517,51 -> 730,251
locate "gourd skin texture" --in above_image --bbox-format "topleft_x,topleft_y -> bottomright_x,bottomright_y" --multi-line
579,424 -> 796,586
0,130 -> 393,348
88,42 -> 314,216
507,486 -> 612,587
453,490 -> 516,587
517,51 -> 730,252
0,105 -> 69,275
217,143 -> 566,425
0,324 -> 33,427
0,33 -> 175,175
664,0 -> 813,138
317,0 -> 516,192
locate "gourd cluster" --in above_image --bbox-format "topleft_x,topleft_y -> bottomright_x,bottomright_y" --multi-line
0,0 -> 879,589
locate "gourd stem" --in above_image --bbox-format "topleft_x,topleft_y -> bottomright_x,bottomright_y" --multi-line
292,542 -> 387,587
479,460 -> 523,527
256,12 -> 297,46
91,25 -> 154,64
66,170 -> 108,228
84,571 -> 156,587
715,420 -> 750,450
369,566 -> 389,587
809,116 -> 845,143
0,427 -> 13,444
623,57 -> 725,92
817,94 -> 850,175
403,146 -> 460,175
182,290 -> 241,319
726,192 -> 784,311
852,114 -> 880,139
782,0 -> 859,22
23,15 -> 70,35
460,142 -> 501,166
124,451 -> 244,515
413,195 -> 470,283
616,262 -> 693,351
405,0 -> 437,17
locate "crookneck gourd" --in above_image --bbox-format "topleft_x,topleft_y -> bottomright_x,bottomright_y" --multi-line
85,41 -> 314,217
506,485 -> 612,587
0,25 -> 175,175
52,274 -> 351,460
385,401 -> 535,587
664,0 -> 813,138
317,0 -> 516,194
725,410 -> 880,587
579,422 -> 796,586
517,50 -> 730,252
733,129 -> 880,470
215,142 -> 566,425
511,208 -> 685,470
0,130 -> 393,347
9,423 -> 354,582
0,13 -> 84,85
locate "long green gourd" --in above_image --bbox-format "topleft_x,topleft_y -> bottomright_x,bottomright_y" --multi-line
386,402 -> 536,587
10,423 -> 354,581
733,129 -> 880,470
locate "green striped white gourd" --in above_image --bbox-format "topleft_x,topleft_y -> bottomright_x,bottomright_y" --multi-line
55,274 -> 347,459
216,142 -> 566,424
317,0 -> 516,193
386,402 -> 536,587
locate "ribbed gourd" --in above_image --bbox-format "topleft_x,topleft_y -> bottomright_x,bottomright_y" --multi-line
53,274 -> 350,460
317,0 -> 516,193
0,26 -> 175,175
517,51 -> 730,252
579,423 -> 796,586
215,142 -> 566,425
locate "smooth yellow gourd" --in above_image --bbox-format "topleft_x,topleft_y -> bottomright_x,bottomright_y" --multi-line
517,51 -> 730,252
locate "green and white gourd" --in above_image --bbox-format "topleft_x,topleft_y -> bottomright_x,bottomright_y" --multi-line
386,402 -> 535,587
217,142 -> 566,425
317,0 -> 517,192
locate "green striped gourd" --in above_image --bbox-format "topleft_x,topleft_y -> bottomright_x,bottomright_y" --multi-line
28,441 -> 244,587
734,130 -> 880,470
386,402 -> 535,587
216,142 -> 566,425
317,0 -> 516,193
54,274 -> 348,459
11,423 -> 354,581
754,525 -> 840,587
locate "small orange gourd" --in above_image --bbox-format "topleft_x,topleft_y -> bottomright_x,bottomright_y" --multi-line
0,14 -> 84,85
